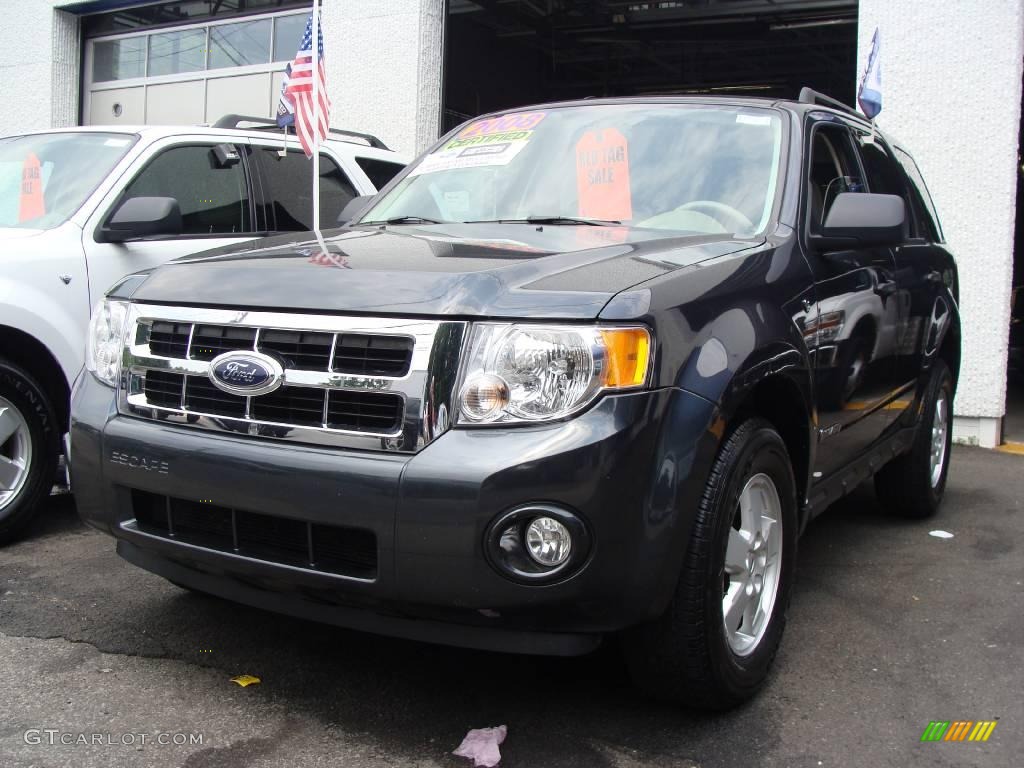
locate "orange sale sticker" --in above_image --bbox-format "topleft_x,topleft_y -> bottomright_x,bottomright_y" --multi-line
576,129 -> 632,221
18,152 -> 45,223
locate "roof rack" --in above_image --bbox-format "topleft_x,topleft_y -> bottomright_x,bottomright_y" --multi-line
797,87 -> 860,118
211,114 -> 390,150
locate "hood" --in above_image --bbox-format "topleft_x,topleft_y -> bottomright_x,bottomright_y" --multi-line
0,227 -> 45,240
129,223 -> 764,319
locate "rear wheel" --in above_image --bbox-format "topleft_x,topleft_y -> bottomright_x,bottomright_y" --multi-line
624,418 -> 798,709
874,359 -> 953,518
0,361 -> 60,545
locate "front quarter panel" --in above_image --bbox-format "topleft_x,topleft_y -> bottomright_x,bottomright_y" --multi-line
602,233 -> 817,502
610,235 -> 815,412
0,224 -> 90,386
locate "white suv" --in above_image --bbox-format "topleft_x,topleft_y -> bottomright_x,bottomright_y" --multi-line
0,116 -> 407,542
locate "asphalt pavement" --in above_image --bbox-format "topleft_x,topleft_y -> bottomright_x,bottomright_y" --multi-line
0,445 -> 1021,768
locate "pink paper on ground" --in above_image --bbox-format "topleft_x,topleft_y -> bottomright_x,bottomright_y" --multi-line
453,725 -> 508,767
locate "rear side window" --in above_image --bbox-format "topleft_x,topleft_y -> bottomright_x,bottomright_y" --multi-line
256,148 -> 358,231
355,157 -> 405,191
120,144 -> 251,235
893,147 -> 944,242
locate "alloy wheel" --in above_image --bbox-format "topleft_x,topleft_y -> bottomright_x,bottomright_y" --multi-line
0,396 -> 33,513
930,392 -> 949,488
723,472 -> 783,656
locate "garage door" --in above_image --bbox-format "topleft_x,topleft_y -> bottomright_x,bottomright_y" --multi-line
83,8 -> 309,127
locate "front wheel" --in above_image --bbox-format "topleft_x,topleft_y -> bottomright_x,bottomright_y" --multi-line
624,418 -> 798,709
0,361 -> 60,545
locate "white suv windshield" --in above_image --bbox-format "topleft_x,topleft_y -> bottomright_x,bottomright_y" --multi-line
0,132 -> 137,230
361,104 -> 783,236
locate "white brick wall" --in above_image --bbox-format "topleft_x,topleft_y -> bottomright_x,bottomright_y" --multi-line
857,0 -> 1024,430
321,0 -> 443,155
0,1 -> 78,134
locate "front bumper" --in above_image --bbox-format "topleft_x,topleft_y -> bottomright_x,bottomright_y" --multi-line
70,372 -> 719,655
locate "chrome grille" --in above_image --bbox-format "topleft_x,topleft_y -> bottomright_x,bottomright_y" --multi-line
249,384 -> 328,427
183,375 -> 247,418
190,325 -> 257,360
325,390 -> 404,432
145,320 -> 414,375
258,329 -> 333,370
119,304 -> 465,453
148,321 -> 190,357
331,334 -> 413,376
142,369 -> 184,409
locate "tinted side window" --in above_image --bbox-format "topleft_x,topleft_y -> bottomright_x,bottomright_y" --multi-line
807,125 -> 863,231
855,137 -> 917,237
257,148 -> 358,231
355,157 -> 404,190
894,147 -> 944,242
121,144 -> 251,235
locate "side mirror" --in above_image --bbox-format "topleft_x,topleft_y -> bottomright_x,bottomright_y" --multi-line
337,194 -> 375,226
99,197 -> 182,243
810,192 -> 907,251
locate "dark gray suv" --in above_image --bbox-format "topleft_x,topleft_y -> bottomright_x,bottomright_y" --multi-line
70,90 -> 959,708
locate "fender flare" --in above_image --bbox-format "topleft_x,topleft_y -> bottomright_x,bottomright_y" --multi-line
671,299 -> 815,440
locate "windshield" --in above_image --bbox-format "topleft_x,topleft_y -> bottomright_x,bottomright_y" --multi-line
360,104 -> 783,236
0,132 -> 137,230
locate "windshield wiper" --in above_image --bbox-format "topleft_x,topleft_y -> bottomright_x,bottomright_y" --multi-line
526,215 -> 621,226
465,216 -> 621,227
360,215 -> 442,225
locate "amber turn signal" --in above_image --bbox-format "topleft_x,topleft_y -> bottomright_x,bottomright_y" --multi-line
600,328 -> 651,388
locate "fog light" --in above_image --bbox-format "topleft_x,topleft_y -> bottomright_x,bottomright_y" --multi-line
525,517 -> 572,567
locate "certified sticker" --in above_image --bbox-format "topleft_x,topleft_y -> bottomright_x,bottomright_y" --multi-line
409,111 -> 547,176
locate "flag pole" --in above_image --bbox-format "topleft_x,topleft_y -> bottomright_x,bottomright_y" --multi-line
311,0 -> 321,234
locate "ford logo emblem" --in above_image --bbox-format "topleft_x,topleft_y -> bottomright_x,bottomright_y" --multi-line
208,351 -> 284,397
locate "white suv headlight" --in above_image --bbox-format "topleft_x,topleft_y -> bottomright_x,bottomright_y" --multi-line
456,323 -> 651,424
86,299 -> 130,387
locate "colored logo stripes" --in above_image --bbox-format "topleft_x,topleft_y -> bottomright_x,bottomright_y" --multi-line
920,720 -> 998,742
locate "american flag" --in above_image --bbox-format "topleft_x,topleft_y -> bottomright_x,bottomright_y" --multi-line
281,13 -> 331,157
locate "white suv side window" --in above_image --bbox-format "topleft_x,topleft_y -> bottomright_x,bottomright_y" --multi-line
120,144 -> 252,235
255,147 -> 358,231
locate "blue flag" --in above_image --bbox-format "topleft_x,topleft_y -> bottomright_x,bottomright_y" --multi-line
858,28 -> 882,120
276,62 -> 295,128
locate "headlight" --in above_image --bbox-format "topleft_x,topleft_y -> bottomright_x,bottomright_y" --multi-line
456,323 -> 651,424
803,310 -> 845,345
86,299 -> 130,387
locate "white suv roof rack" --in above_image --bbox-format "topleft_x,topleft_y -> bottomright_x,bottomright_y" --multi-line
211,114 -> 390,151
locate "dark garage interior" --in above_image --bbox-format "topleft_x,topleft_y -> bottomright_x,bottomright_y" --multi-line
1004,71 -> 1024,443
443,0 -> 859,130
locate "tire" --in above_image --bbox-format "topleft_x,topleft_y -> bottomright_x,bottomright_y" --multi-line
874,359 -> 953,518
624,418 -> 798,709
0,360 -> 60,545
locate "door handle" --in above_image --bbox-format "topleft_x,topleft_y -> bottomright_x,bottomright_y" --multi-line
925,270 -> 943,284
